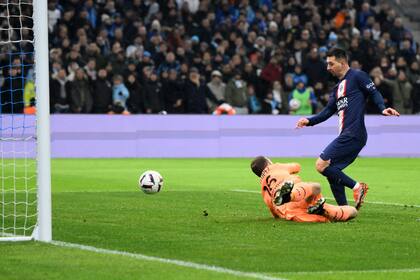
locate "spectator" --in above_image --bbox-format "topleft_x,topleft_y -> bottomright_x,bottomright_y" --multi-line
23,69 -> 36,114
283,56 -> 297,77
157,52 -> 180,75
111,74 -> 130,114
183,67 -> 210,114
178,0 -> 200,14
225,71 -> 248,114
86,42 -> 107,69
69,68 -> 92,113
126,73 -> 145,114
400,39 -> 416,64
84,0 -> 97,29
36,0 -> 419,115
271,81 -> 285,114
408,61 -> 420,85
259,57 -> 282,97
379,56 -> 391,74
313,82 -> 329,111
206,70 -> 226,111
396,56 -> 408,73
65,45 -> 85,69
48,1 -> 61,33
109,42 -> 126,75
260,92 -> 280,115
367,67 -> 393,113
162,69 -> 184,114
247,85 -> 261,114
96,28 -> 111,56
126,36 -> 144,60
349,38 -> 366,61
92,69 -> 112,114
292,65 -> 308,87
242,63 -> 260,96
137,52 -> 155,80
288,79 -> 317,115
50,68 -> 71,113
350,60 -> 362,70
357,2 -> 375,30
145,0 -> 160,24
396,70 -> 413,114
124,59 -> 139,77
303,48 -> 328,87
283,73 -> 295,99
344,0 -> 356,22
371,22 -> 382,41
390,17 -> 410,44
381,69 -> 413,114
413,77 -> 420,114
84,58 -> 97,82
144,71 -> 164,114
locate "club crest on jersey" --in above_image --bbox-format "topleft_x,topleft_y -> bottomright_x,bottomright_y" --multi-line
366,81 -> 376,90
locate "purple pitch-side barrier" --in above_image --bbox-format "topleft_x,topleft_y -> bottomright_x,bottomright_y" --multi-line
1,114 -> 419,158
43,115 -> 420,158
0,114 -> 37,158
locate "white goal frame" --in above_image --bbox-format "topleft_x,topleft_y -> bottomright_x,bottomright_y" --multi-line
0,0 -> 51,242
33,0 -> 51,242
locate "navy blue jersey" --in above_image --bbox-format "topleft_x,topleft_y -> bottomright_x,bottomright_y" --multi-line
308,69 -> 386,141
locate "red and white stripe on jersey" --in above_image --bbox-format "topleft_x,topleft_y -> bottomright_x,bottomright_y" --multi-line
336,80 -> 347,99
337,79 -> 347,133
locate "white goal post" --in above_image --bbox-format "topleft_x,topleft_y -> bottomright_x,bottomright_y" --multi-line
0,0 -> 51,242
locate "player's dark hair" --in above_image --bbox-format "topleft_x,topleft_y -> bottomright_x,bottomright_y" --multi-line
326,47 -> 348,61
250,156 -> 270,177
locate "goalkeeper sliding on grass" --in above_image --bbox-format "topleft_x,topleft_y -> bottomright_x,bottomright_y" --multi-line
251,156 -> 358,222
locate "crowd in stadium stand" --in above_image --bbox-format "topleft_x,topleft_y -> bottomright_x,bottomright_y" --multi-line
38,1 -> 420,114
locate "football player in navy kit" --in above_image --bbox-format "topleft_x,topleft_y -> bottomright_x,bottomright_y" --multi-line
296,48 -> 399,209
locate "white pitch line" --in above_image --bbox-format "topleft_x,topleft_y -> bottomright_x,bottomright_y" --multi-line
50,240 -> 420,278
231,189 -> 420,208
50,241 -> 286,280
359,200 -> 420,208
281,268 -> 420,275
232,189 -> 260,194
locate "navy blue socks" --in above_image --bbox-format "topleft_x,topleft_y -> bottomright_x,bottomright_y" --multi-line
322,166 -> 356,188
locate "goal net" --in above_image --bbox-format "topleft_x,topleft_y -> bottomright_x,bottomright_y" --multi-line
0,0 -> 51,241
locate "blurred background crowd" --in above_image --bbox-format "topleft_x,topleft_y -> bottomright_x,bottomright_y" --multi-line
2,0 -> 420,115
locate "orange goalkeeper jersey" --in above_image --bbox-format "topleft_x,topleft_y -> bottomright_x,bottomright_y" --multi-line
260,163 -> 329,223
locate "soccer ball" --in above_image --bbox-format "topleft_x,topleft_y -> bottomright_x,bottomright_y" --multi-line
139,170 -> 163,194
289,98 -> 301,111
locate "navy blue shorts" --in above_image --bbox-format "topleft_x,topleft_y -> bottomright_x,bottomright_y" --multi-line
320,135 -> 365,170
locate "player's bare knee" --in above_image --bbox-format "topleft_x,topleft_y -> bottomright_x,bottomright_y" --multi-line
311,183 -> 321,195
315,158 -> 329,173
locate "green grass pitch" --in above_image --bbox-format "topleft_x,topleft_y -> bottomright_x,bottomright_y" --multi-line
1,158 -> 420,280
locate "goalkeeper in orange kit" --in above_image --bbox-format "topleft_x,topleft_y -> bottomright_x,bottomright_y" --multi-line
250,156 -> 358,222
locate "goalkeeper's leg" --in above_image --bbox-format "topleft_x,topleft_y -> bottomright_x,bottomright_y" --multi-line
324,204 -> 358,221
308,198 -> 357,222
274,181 -> 323,206
290,182 -> 322,203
